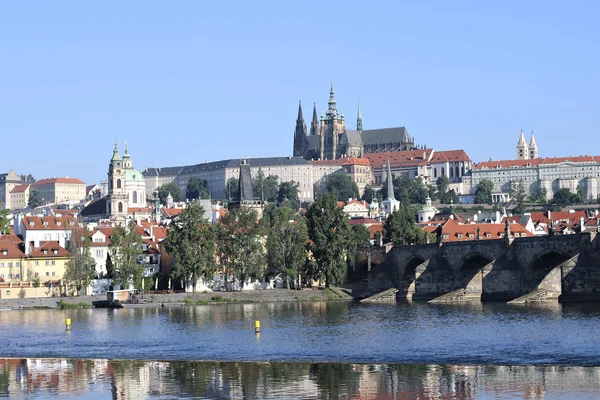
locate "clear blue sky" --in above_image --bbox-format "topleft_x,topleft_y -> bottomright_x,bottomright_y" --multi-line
1,1 -> 599,185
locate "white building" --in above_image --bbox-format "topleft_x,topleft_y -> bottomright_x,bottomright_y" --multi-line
14,215 -> 75,255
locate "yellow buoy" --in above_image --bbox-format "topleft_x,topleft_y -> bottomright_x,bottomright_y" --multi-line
65,318 -> 71,330
254,320 -> 260,334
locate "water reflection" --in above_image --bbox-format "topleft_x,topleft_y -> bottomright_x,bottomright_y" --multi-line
1,358 -> 600,399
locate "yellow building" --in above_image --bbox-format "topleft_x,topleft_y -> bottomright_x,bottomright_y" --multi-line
8,184 -> 30,210
0,239 -> 25,282
31,177 -> 86,204
25,241 -> 70,283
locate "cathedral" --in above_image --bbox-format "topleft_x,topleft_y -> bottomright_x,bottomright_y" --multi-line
516,130 -> 539,160
293,85 -> 419,160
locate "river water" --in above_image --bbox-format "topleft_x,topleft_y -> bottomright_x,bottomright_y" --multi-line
1,301 -> 600,398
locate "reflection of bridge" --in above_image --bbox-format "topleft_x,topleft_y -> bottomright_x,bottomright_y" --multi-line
367,232 -> 600,302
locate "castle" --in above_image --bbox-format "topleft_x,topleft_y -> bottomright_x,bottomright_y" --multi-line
293,85 -> 419,160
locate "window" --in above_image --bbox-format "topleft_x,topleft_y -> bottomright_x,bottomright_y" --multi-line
7,262 -> 12,267
0,263 -> 3,267
8,274 -> 11,279
132,191 -> 138,204
46,272 -> 49,276
15,274 -> 19,279
52,272 -> 55,276
1,250 -> 6,256
51,261 -> 55,265
16,262 -> 20,267
6,291 -> 9,296
34,272 -> 39,277
35,261 -> 39,266
118,202 -> 123,213
45,261 -> 49,266
117,179 -> 122,189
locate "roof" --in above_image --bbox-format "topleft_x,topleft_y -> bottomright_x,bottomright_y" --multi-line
33,177 -> 85,185
29,241 -> 70,257
361,127 -> 410,145
22,216 -> 77,230
310,156 -> 371,166
80,199 -> 107,217
341,129 -> 363,147
0,234 -> 23,244
430,150 -> 471,163
437,219 -> 534,242
10,184 -> 30,194
364,149 -> 435,169
0,241 -> 24,259
474,156 -> 600,170
348,217 -> 380,225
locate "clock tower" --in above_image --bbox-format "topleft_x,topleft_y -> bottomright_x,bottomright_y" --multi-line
107,141 -> 127,223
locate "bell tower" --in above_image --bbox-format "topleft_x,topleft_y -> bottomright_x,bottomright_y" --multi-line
107,141 -> 127,222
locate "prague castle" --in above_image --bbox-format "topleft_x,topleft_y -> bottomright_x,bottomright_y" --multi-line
293,85 -> 419,161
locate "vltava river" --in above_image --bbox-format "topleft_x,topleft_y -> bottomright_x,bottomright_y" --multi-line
1,301 -> 600,398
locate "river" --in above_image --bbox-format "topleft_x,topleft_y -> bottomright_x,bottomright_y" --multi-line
1,301 -> 600,398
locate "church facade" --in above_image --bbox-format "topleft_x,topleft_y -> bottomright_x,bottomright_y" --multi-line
293,85 -> 419,161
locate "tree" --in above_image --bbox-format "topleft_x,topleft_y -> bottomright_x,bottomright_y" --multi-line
382,175 -> 428,205
361,184 -> 374,203
266,205 -> 309,289
474,179 -> 494,204
325,174 -> 359,202
28,190 -> 43,208
305,194 -> 350,288
166,201 -> 217,292
383,204 -> 428,245
532,184 -> 548,204
346,224 -> 371,281
185,177 -> 210,201
157,182 -> 182,204
224,177 -> 239,200
278,181 -> 300,208
105,253 -> 115,279
252,169 -> 279,202
109,221 -> 144,289
436,175 -> 449,202
442,189 -> 459,205
63,227 -> 96,293
550,188 -> 581,208
0,201 -> 9,234
509,180 -> 527,215
218,207 -> 266,291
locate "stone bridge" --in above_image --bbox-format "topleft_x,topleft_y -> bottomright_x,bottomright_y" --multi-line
367,232 -> 600,302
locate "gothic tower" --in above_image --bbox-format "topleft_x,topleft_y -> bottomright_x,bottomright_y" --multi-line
309,103 -> 319,136
292,101 -> 308,157
107,142 -> 127,222
319,83 -> 345,160
529,131 -> 538,159
516,129 -> 529,160
357,100 -> 363,132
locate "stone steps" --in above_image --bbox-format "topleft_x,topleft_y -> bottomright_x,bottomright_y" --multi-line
428,288 -> 469,303
507,289 -> 550,304
360,288 -> 398,303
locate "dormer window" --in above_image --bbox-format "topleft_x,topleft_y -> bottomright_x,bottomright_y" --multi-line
43,222 -> 48,227
70,221 -> 74,226
53,249 -> 59,255
29,222 -> 34,227
57,221 -> 61,226
43,249 -> 48,254
457,234 -> 463,239
1,250 -> 7,256
486,233 -> 491,238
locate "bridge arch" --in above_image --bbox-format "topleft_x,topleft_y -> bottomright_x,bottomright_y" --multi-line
526,250 -> 573,295
455,252 -> 494,292
399,256 -> 426,296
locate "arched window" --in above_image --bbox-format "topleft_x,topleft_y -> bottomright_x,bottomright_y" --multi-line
132,191 -> 138,204
118,202 -> 123,213
456,166 -> 460,177
434,168 -> 437,178
441,167 -> 445,176
117,179 -> 122,189
450,167 -> 454,178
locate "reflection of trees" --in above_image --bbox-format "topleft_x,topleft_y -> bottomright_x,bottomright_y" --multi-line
310,363 -> 358,400
168,361 -> 215,397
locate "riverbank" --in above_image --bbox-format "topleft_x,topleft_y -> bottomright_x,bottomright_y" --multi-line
0,287 -> 355,309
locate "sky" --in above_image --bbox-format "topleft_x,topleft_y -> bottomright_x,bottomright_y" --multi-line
1,1 -> 599,185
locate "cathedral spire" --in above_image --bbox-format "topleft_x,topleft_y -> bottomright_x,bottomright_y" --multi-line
326,82 -> 339,119
293,101 -> 308,157
111,140 -> 121,161
310,102 -> 319,136
386,159 -> 395,201
297,100 -> 304,121
357,99 -> 363,132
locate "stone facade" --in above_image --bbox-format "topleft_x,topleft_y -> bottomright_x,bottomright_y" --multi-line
31,177 -> 86,205
0,171 -> 34,210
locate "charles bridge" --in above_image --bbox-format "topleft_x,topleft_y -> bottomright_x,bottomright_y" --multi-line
365,231 -> 600,303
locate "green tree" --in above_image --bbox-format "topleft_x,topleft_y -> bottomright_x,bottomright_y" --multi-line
278,181 -> 300,207
361,184 -> 374,203
166,201 -> 217,292
252,169 -> 279,202
383,204 -> 427,245
64,227 -> 96,293
325,174 -> 359,202
105,253 -> 115,279
346,224 -> 371,281
157,182 -> 182,204
0,201 -> 9,234
185,177 -> 210,201
109,221 -> 144,289
436,175 -> 449,202
551,188 -> 580,208
509,180 -> 528,215
266,205 -> 308,289
28,190 -> 43,208
218,207 -> 265,291
305,194 -> 350,288
224,177 -> 239,200
382,176 -> 428,204
442,189 -> 459,205
532,183 -> 548,204
474,179 -> 494,204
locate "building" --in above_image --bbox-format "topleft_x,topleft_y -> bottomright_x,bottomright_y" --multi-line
471,155 -> 600,201
311,156 -> 373,196
423,218 -> 534,242
381,160 -> 400,216
293,85 -> 417,161
9,184 -> 30,210
516,130 -> 539,160
143,157 -> 315,203
14,215 -> 76,256
31,177 -> 86,205
228,159 -> 265,219
0,171 -> 35,210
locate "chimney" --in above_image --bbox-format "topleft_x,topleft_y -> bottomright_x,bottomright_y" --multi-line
580,216 -> 585,232
548,210 -> 551,220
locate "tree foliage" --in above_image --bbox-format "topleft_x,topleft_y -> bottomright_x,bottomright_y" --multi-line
265,205 -> 308,288
185,177 -> 210,201
225,177 -> 239,200
252,169 -> 279,202
383,204 -> 428,245
157,182 -> 182,204
109,221 -> 144,289
305,194 -> 350,287
105,253 -> 115,279
550,188 -> 582,208
361,184 -> 374,203
0,201 -> 9,234
325,174 -> 359,202
381,176 -> 428,205
28,190 -> 43,208
166,201 -> 217,291
278,181 -> 300,208
474,179 -> 494,204
218,207 -> 266,291
63,227 -> 96,292
509,180 -> 528,215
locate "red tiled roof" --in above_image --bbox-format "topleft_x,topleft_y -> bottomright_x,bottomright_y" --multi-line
22,216 -> 78,230
10,184 -> 29,194
33,177 -> 85,185
310,155 -> 371,166
345,199 -> 369,208
435,219 -> 534,242
348,217 -> 380,225
29,241 -> 69,257
364,149 -> 435,169
0,241 -> 24,258
0,234 -> 23,244
367,224 -> 384,239
128,207 -> 152,213
431,150 -> 471,163
474,156 -> 600,170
